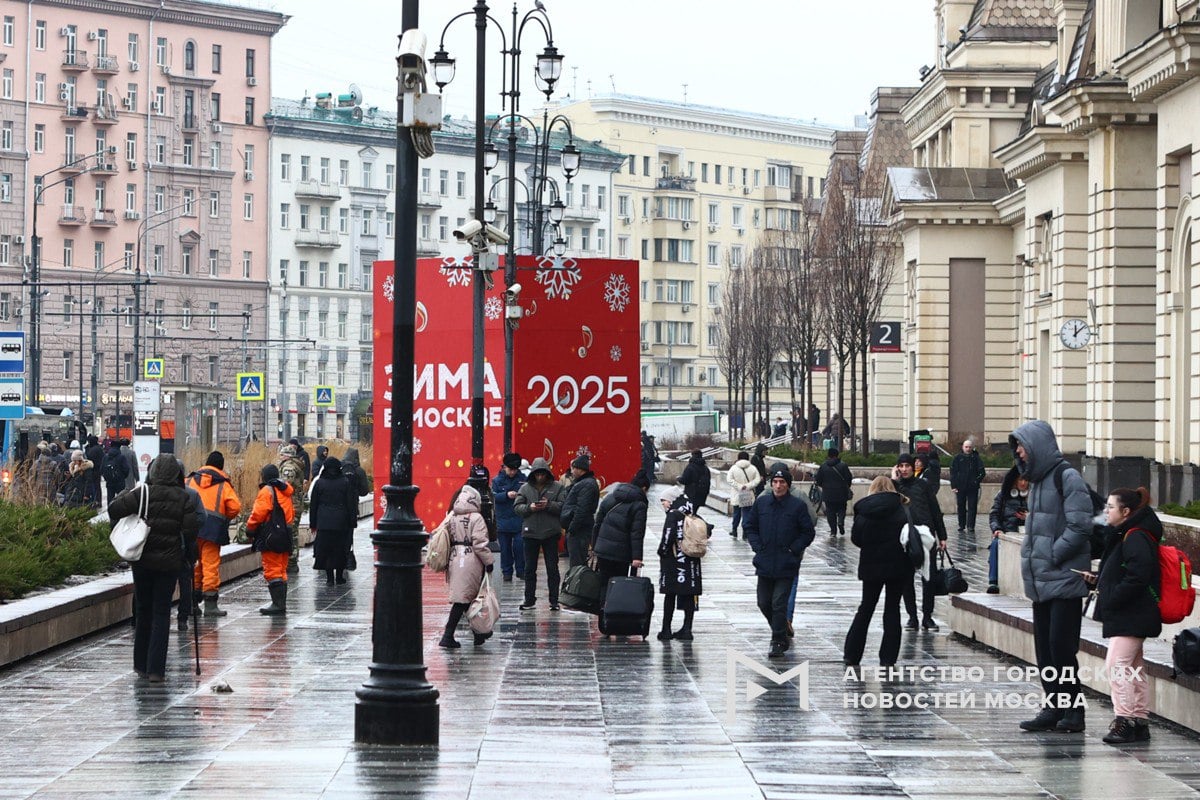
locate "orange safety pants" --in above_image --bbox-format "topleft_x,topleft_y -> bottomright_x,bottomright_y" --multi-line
262,551 -> 289,583
194,540 -> 222,593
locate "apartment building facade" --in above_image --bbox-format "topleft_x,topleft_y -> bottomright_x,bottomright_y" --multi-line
558,95 -> 836,411
265,97 -> 622,440
0,0 -> 286,445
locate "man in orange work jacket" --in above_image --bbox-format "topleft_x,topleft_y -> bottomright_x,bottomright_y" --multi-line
187,451 -> 242,617
246,463 -> 296,615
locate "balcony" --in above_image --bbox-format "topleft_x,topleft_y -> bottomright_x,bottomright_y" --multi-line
59,153 -> 85,173
417,191 -> 442,209
91,208 -> 117,227
655,175 -> 696,192
91,160 -> 119,175
295,229 -> 340,248
60,104 -> 89,121
58,205 -> 86,225
181,114 -> 199,132
417,238 -> 439,255
61,50 -> 89,70
294,179 -> 342,199
93,100 -> 119,125
763,184 -> 802,203
92,54 -> 119,74
562,204 -> 602,222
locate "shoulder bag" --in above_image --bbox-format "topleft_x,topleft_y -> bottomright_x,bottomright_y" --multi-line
109,484 -> 151,561
928,549 -> 969,596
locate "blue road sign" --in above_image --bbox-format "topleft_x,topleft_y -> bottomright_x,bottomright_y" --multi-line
144,358 -> 164,379
236,372 -> 264,401
0,377 -> 25,419
0,331 -> 26,374
314,386 -> 334,407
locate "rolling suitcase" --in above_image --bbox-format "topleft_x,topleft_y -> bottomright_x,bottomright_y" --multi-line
599,567 -> 655,637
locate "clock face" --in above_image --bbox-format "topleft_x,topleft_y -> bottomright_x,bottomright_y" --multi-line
1059,318 -> 1091,350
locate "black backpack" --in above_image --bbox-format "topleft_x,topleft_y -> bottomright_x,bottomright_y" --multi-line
1173,628 -> 1200,675
1050,462 -> 1107,559
102,455 -> 123,484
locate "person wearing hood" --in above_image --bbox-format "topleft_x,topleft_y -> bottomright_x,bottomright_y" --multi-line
727,451 -> 762,539
843,476 -> 914,668
677,450 -> 711,510
186,451 -> 243,618
514,458 -> 565,611
62,450 -> 97,508
560,453 -> 600,568
84,435 -> 105,505
814,447 -> 854,537
744,463 -> 816,658
750,443 -> 769,496
342,447 -> 371,497
438,485 -> 494,648
119,438 -> 139,491
311,445 -> 329,482
310,456 -> 359,584
246,464 -> 297,616
492,452 -> 527,582
987,466 -> 1029,593
101,441 -> 129,506
289,438 -> 311,481
1010,420 -> 1094,734
176,458 -> 204,633
655,482 -> 702,641
640,431 -> 659,478
1089,487 -> 1162,745
278,443 -> 309,572
107,455 -> 198,683
592,470 -> 651,615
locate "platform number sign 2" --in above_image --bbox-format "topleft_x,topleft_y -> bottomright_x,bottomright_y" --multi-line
870,322 -> 902,353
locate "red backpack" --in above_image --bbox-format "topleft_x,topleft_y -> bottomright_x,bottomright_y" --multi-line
1130,529 -> 1196,625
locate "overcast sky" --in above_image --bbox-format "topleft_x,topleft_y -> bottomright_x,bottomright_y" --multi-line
269,1 -> 932,128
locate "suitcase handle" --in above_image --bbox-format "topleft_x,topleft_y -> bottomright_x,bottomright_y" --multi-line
627,564 -> 639,577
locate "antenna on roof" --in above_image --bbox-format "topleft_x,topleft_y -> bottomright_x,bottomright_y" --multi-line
682,83 -> 688,103
609,74 -> 616,93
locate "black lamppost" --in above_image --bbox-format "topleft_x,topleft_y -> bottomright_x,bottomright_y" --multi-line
353,0 -> 441,746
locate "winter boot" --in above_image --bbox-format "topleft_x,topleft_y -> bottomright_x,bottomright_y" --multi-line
202,591 -> 227,617
657,602 -> 675,641
1134,718 -> 1151,741
674,607 -> 695,641
1102,716 -> 1138,745
921,615 -> 939,631
904,615 -> 919,631
325,570 -> 335,585
473,631 -> 493,646
259,580 -> 287,615
176,616 -> 188,632
1055,708 -> 1085,733
335,570 -> 347,584
1019,709 -> 1063,732
768,638 -> 787,659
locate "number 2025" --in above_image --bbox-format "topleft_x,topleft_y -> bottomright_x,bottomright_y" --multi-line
526,375 -> 631,415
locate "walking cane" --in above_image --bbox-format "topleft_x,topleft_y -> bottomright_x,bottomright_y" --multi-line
191,575 -> 201,675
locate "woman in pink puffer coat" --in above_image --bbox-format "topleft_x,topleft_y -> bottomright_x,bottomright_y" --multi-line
439,485 -> 494,649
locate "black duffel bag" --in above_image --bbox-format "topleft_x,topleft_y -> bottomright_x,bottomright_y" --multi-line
928,550 -> 969,596
560,560 -> 604,615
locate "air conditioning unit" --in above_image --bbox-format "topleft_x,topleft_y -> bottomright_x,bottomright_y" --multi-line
59,27 -> 70,36
707,223 -> 717,233
244,170 -> 254,181
121,96 -> 133,109
124,210 -> 140,220
211,122 -> 222,133
697,373 -> 706,382
652,378 -> 663,386
129,60 -> 139,72
681,221 -> 690,230
619,215 -> 631,225
59,82 -> 69,91
160,65 -> 171,75
127,159 -> 137,171
59,91 -> 70,101
87,31 -> 98,41
735,227 -> 744,236
640,341 -> 650,351
246,76 -> 258,87
13,235 -> 25,244
743,187 -> 751,195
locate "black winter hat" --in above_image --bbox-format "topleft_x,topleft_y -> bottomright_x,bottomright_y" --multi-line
205,450 -> 225,470
630,470 -> 652,490
768,463 -> 792,486
503,452 -> 522,469
896,453 -> 915,466
827,447 -> 839,458
571,454 -> 590,471
261,464 -> 280,483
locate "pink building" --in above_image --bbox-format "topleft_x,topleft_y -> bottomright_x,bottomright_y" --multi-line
0,0 -> 286,441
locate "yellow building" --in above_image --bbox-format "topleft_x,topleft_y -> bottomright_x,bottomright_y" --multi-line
558,95 -> 836,412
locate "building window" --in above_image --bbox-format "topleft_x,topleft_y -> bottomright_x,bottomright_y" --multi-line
362,161 -> 373,188
35,20 -> 46,50
298,261 -> 308,286
242,251 -> 252,279
362,209 -> 374,236
208,355 -> 218,382
2,69 -> 13,99
319,206 -> 330,232
318,261 -> 328,288
153,87 -> 165,115
152,244 -> 163,273
278,259 -> 289,284
438,215 -> 448,241
243,193 -> 253,219
123,243 -> 134,269
206,191 -> 218,218
707,243 -> 719,266
208,249 -> 218,275
154,185 -> 164,212
211,44 -> 221,73
126,132 -> 137,163
318,312 -> 328,337
337,262 -> 347,289
338,312 -> 347,339
339,208 -> 349,234
298,310 -> 308,338
245,49 -> 256,77
386,164 -> 395,191
298,204 -> 309,229
439,170 -> 448,195
62,238 -> 73,267
280,153 -> 291,180
181,245 -> 193,275
34,73 -> 45,103
340,159 -> 349,184
385,212 -> 394,237
182,189 -> 195,216
244,97 -> 254,125
63,352 -> 72,381
182,138 -> 194,166
299,155 -> 310,181
280,203 -> 290,228
208,302 -> 219,331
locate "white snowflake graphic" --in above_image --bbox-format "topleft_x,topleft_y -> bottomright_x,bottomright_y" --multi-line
413,437 -> 422,454
535,255 -> 582,299
382,274 -> 395,303
603,273 -> 631,313
484,296 -> 502,321
609,345 -> 622,362
439,255 -> 473,287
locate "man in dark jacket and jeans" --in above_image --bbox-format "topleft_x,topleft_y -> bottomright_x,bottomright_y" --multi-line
950,438 -> 987,533
492,452 -> 526,582
894,453 -> 948,631
1011,420 -> 1093,734
814,447 -> 853,537
744,463 -> 816,658
678,450 -> 711,510
560,454 -> 600,568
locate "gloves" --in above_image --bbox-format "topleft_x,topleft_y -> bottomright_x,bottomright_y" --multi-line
485,563 -> 494,574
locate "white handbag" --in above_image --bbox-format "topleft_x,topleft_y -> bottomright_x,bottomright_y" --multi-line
467,573 -> 501,634
109,484 -> 151,561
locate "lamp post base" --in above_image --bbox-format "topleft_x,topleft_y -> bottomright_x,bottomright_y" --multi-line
355,684 -> 440,746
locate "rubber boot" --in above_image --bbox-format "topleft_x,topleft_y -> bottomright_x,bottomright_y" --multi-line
674,605 -> 695,641
203,591 -> 227,617
657,599 -> 675,641
325,570 -> 335,585
439,603 -> 467,648
259,580 -> 287,615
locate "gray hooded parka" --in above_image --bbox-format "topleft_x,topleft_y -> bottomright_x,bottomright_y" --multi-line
1011,420 -> 1092,602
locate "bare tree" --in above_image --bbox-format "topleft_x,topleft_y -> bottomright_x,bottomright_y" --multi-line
713,265 -> 751,438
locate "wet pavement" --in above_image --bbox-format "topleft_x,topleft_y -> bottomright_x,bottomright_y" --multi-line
2,487 -> 1200,799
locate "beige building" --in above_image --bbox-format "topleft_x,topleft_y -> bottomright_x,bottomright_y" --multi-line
558,95 -> 836,412
880,0 -> 1200,501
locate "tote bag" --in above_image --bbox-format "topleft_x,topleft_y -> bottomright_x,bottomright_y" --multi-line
468,573 -> 501,634
109,484 -> 150,561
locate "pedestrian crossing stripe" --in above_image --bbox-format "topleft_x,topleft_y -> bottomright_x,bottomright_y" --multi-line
236,372 -> 264,401
144,358 -> 164,378
314,386 -> 334,406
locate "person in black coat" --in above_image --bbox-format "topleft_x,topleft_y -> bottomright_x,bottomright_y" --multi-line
289,438 -> 311,482
591,471 -> 650,618
342,447 -> 371,496
986,466 -> 1028,593
560,454 -> 600,568
640,431 -> 659,478
311,445 -> 329,482
84,435 -> 105,505
101,443 -> 129,506
843,477 -> 914,668
814,447 -> 853,537
893,453 -> 948,631
677,450 -> 711,510
949,438 -> 987,533
750,444 -> 769,495
107,455 -> 198,683
310,457 -> 359,584
1087,487 -> 1162,744
655,483 -> 702,641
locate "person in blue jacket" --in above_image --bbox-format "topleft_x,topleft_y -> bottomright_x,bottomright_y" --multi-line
491,452 -> 526,582
744,463 -> 816,658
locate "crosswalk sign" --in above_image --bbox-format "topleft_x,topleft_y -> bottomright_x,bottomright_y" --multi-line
144,358 -> 164,379
236,372 -> 265,401
314,386 -> 335,407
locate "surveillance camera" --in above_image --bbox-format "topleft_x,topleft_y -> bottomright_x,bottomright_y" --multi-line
398,29 -> 427,61
453,220 -> 483,241
505,283 -> 522,303
482,222 -> 509,245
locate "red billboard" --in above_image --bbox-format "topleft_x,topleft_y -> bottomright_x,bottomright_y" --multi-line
372,255 -> 640,530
